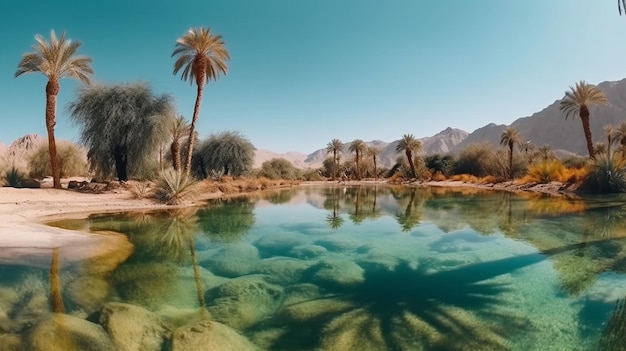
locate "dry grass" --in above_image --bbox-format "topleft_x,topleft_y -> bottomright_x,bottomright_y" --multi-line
517,161 -> 588,185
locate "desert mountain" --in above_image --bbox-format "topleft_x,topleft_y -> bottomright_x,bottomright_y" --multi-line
452,78 -> 626,156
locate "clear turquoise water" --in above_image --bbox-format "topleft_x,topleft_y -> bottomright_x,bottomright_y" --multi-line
3,185 -> 626,350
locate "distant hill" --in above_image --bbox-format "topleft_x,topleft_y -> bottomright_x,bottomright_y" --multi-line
452,78 -> 626,156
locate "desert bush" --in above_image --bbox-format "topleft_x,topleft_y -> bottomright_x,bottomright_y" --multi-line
582,154 -> 626,193
454,143 -> 526,179
425,154 -> 455,177
450,174 -> 479,183
431,171 -> 446,181
155,169 -> 199,205
28,141 -> 88,179
302,168 -> 324,181
521,160 -> 566,184
259,158 -> 301,180
3,166 -> 23,187
192,131 -> 254,178
562,156 -> 589,169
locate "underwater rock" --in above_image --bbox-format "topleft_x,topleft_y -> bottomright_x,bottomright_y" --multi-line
302,259 -> 365,288
314,237 -> 361,252
207,275 -> 283,330
112,263 -> 223,310
169,320 -> 257,351
280,283 -> 323,307
22,313 -> 116,351
254,233 -> 310,257
253,257 -> 313,285
204,244 -> 260,278
0,333 -> 21,351
65,276 -> 111,316
97,302 -> 170,351
288,244 -> 327,259
278,298 -> 356,323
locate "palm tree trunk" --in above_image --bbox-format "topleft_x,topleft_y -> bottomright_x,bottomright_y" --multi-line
45,80 -> 61,189
333,150 -> 337,179
50,247 -> 64,313
580,108 -> 595,159
373,156 -> 377,179
406,150 -> 416,179
508,144 -> 514,180
355,155 -> 360,180
171,140 -> 181,171
184,82 -> 204,176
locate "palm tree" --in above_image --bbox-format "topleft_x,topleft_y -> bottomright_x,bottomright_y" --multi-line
559,81 -> 609,159
612,121 -> 626,156
172,27 -> 230,176
605,124 -> 616,158
620,0 -> 626,15
535,145 -> 556,162
366,146 -> 381,179
396,134 -> 422,179
499,127 -> 522,179
169,115 -> 191,171
349,139 -> 366,180
15,30 -> 93,188
326,139 -> 343,179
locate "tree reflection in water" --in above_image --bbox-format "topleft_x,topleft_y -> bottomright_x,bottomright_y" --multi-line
197,197 -> 255,243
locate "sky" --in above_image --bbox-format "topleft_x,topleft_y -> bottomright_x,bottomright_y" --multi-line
1,1 -> 626,154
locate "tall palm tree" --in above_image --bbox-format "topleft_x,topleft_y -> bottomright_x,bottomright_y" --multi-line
326,139 -> 343,179
15,30 -> 93,188
499,127 -> 522,179
169,115 -> 191,171
559,81 -> 609,160
349,139 -> 366,180
396,134 -> 422,179
172,27 -> 230,176
366,146 -> 381,178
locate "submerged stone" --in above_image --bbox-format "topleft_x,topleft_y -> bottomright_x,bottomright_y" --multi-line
254,233 -> 310,257
302,259 -> 365,288
169,320 -> 257,351
97,302 -> 170,351
207,275 -> 283,330
253,257 -> 313,284
65,276 -> 111,316
288,244 -> 327,259
203,244 -> 260,278
22,313 -> 116,351
314,237 -> 361,252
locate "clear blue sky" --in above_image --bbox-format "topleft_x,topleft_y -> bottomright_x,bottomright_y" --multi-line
1,0 -> 625,154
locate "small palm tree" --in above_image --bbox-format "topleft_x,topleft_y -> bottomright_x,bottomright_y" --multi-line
172,27 -> 229,176
559,81 -> 609,159
613,121 -> 626,156
604,124 -> 616,158
396,134 -> 422,179
500,127 -> 522,179
349,139 -> 366,180
366,146 -> 381,178
535,145 -> 556,162
169,115 -> 191,171
15,30 -> 93,188
326,139 -> 343,179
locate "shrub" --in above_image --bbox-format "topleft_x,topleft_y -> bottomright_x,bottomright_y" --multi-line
522,160 -> 567,184
28,141 -> 88,179
425,154 -> 455,176
302,168 -> 324,181
4,166 -> 23,187
582,154 -> 626,193
259,158 -> 301,180
155,169 -> 199,205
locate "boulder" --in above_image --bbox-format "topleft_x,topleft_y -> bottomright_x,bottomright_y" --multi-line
254,233 -> 309,257
207,275 -> 283,330
253,257 -> 312,285
203,244 -> 260,277
288,244 -> 327,259
302,259 -> 365,288
314,237 -> 360,252
169,320 -> 257,351
97,302 -> 170,351
22,313 -> 115,351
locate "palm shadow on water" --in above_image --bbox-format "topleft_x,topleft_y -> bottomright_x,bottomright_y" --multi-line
263,238 -> 626,351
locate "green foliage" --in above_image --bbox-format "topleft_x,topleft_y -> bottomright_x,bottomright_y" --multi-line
260,158 -> 301,180
321,157 -> 335,178
68,82 -> 175,181
155,169 -> 199,205
425,154 -> 455,176
583,154 -> 626,193
562,156 -> 589,169
453,143 -> 522,178
302,168 -> 324,181
192,131 -> 254,178
28,141 -> 88,179
4,166 -> 23,187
